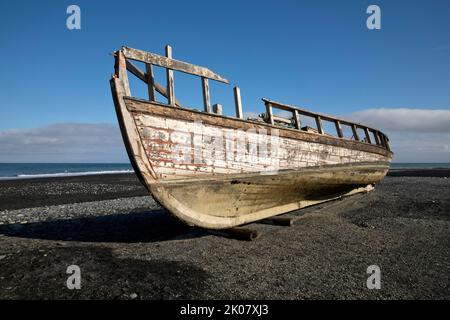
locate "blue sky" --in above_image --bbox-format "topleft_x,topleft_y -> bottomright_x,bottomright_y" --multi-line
0,0 -> 449,162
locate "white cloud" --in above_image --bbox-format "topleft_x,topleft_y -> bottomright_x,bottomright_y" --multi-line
1,108 -> 449,163
347,108 -> 450,133
347,108 -> 450,162
0,123 -> 128,162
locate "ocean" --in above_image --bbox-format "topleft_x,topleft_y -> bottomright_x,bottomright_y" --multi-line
0,163 -> 133,180
0,163 -> 449,181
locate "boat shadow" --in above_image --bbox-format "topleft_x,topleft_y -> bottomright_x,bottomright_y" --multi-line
0,209 -> 207,243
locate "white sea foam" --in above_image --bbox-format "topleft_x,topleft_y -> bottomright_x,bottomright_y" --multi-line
0,169 -> 134,181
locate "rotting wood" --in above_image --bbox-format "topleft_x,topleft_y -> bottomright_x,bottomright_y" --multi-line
262,98 -> 382,134
351,124 -> 360,141
201,77 -> 211,113
265,102 -> 274,125
261,216 -> 298,226
335,120 -> 344,138
210,227 -> 260,241
145,63 -> 156,101
213,103 -> 222,115
315,116 -> 324,134
364,127 -> 372,144
122,46 -> 229,83
125,98 -> 393,157
165,45 -> 175,106
293,109 -> 301,129
125,60 -> 184,107
372,130 -> 380,145
234,86 -> 243,119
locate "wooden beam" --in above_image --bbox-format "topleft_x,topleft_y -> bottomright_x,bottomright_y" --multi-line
315,116 -> 324,134
213,103 -> 222,115
122,46 -> 229,83
372,130 -> 380,145
351,124 -> 360,141
293,109 -> 301,129
115,51 -> 131,96
125,59 -> 184,107
145,63 -> 156,101
335,120 -> 344,138
364,127 -> 372,144
201,77 -> 211,113
210,227 -> 260,241
233,86 -> 243,119
265,103 -> 274,125
165,45 -> 175,106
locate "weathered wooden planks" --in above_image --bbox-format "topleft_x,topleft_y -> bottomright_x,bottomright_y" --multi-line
122,46 -> 229,83
125,60 -> 184,108
125,98 -> 392,158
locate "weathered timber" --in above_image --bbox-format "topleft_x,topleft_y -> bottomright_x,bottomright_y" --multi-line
265,103 -> 274,125
125,60 -> 184,107
315,116 -> 324,134
261,216 -> 298,226
125,97 -> 392,158
364,127 -> 372,144
234,86 -> 243,119
201,77 -> 211,113
122,46 -> 229,83
293,109 -> 301,129
335,120 -> 344,138
145,63 -> 156,101
210,227 -> 260,241
351,124 -> 360,141
213,103 -> 222,115
165,45 -> 175,106
372,130 -> 380,145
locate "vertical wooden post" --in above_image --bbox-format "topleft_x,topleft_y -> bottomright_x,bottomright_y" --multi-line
315,116 -> 324,134
293,109 -> 301,129
201,77 -> 211,113
335,120 -> 344,138
115,51 -> 131,96
233,86 -> 243,119
165,45 -> 175,106
213,103 -> 222,115
145,63 -> 156,101
364,127 -> 372,144
265,103 -> 274,125
372,131 -> 380,145
351,124 -> 360,141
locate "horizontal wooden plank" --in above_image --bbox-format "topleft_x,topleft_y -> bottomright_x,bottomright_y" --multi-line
122,46 -> 229,84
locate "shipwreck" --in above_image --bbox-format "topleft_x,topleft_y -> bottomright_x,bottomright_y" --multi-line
110,45 -> 393,230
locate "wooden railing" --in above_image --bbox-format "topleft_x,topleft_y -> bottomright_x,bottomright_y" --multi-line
120,45 -> 244,118
263,98 -> 390,150
117,45 -> 390,151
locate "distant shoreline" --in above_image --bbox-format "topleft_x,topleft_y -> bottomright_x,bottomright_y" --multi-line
0,166 -> 449,182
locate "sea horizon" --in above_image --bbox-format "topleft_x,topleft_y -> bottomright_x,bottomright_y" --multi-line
0,162 -> 449,181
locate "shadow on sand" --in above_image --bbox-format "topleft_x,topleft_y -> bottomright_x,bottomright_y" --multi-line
0,209 -> 208,243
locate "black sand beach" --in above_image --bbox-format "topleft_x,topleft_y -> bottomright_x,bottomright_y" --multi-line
0,170 -> 449,299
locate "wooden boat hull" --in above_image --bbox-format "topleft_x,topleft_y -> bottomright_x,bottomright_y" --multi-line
110,73 -> 392,229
